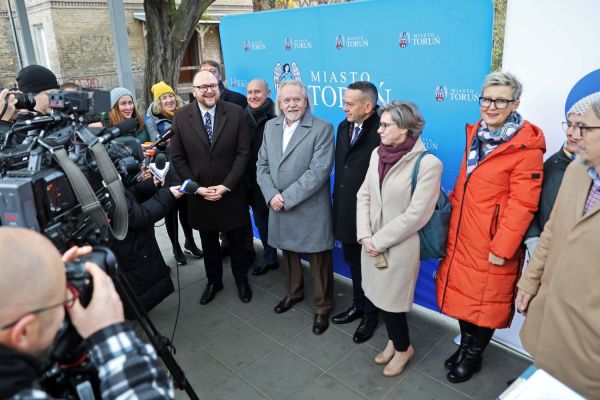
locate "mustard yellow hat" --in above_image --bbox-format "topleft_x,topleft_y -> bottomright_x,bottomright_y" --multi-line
151,81 -> 175,101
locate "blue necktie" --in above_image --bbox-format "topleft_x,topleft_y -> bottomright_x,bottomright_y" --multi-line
204,112 -> 213,143
350,125 -> 361,145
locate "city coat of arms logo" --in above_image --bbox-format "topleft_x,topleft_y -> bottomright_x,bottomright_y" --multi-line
273,62 -> 302,90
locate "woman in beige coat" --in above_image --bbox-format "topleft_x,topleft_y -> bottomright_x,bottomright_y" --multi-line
516,101 -> 600,399
356,101 -> 442,377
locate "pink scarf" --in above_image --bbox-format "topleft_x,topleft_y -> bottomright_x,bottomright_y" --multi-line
377,137 -> 417,185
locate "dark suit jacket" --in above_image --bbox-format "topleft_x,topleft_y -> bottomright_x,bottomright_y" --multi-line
170,100 -> 250,231
332,111 -> 381,244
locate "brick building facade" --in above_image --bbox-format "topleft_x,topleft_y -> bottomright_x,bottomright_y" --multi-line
0,0 -> 252,98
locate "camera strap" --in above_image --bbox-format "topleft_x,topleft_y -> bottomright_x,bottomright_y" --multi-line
51,128 -> 128,240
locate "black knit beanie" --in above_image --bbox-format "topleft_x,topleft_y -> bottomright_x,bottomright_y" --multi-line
16,65 -> 59,94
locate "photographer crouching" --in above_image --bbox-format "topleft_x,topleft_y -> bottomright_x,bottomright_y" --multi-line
0,227 -> 174,399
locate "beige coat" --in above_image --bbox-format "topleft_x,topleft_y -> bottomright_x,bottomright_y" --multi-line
518,162 -> 600,399
356,138 -> 442,313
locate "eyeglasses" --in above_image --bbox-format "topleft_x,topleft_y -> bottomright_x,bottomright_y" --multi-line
579,125 -> 600,137
192,84 -> 218,93
379,122 -> 398,130
562,121 -> 582,133
478,97 -> 516,109
0,286 -> 79,330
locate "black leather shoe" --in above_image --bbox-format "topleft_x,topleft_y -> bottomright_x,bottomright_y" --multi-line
238,283 -> 252,303
353,318 -> 377,343
274,296 -> 303,314
199,282 -> 223,305
252,262 -> 280,276
331,306 -> 363,324
184,240 -> 203,258
173,246 -> 187,266
313,314 -> 329,335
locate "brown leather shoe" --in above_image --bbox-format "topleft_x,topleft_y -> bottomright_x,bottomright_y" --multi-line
274,296 -> 303,314
312,314 -> 329,335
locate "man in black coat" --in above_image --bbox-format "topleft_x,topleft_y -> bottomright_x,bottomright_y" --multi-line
331,81 -> 381,343
170,70 -> 252,305
244,79 -> 278,276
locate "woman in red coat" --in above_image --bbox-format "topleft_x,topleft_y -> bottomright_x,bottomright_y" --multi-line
436,72 -> 545,383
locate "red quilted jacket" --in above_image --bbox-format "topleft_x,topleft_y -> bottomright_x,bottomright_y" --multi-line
436,120 -> 545,329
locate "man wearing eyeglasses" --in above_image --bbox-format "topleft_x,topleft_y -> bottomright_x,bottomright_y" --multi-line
516,98 -> 600,399
0,227 -> 174,399
170,70 -> 252,305
523,91 -> 600,256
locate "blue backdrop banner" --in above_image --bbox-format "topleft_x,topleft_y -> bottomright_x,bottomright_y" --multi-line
220,0 -> 493,311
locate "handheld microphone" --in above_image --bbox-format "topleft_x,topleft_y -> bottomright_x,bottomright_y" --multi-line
179,179 -> 200,194
98,118 -> 138,143
149,152 -> 169,182
148,128 -> 174,150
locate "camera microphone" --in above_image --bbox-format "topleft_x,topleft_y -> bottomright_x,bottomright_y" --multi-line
149,152 -> 169,182
98,118 -> 138,143
178,179 -> 199,195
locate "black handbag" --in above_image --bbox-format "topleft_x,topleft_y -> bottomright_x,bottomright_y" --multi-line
411,151 -> 452,260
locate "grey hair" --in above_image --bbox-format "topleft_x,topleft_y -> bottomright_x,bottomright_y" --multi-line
481,71 -> 523,100
591,98 -> 600,120
381,100 -> 425,139
274,80 -> 312,116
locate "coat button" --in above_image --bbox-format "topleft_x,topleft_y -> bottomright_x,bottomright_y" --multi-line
340,184 -> 344,188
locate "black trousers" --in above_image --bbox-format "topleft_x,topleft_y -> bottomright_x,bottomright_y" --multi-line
199,225 -> 248,286
165,197 -> 194,249
342,243 -> 378,320
365,297 -> 410,352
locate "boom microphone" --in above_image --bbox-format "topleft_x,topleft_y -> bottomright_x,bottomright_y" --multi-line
98,118 -> 138,143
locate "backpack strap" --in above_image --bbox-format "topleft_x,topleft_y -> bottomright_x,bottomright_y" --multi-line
411,150 -> 431,195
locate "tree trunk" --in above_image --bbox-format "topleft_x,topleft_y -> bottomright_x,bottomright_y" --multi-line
143,0 -> 215,108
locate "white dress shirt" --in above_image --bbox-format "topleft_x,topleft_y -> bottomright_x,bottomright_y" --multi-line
282,119 -> 300,153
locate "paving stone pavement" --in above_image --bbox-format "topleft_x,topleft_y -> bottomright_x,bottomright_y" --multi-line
146,223 -> 531,400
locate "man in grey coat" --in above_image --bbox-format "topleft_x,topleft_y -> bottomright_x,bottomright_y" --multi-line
256,81 -> 335,335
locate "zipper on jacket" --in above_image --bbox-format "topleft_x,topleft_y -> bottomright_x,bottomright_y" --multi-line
490,204 -> 500,239
439,125 -> 473,312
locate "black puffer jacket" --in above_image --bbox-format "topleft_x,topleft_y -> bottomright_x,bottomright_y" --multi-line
111,178 -> 175,318
525,147 -> 573,239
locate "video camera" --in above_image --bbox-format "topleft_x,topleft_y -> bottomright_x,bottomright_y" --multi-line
0,89 -> 134,251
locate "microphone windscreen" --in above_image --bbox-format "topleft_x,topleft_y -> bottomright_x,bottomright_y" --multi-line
154,152 -> 167,170
116,118 -> 138,134
179,179 -> 199,194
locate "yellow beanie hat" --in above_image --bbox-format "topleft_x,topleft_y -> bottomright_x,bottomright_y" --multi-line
151,81 -> 175,101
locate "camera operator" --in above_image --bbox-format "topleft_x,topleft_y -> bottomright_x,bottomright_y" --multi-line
0,88 -> 20,138
0,65 -> 60,146
111,154 -> 184,319
0,227 -> 174,399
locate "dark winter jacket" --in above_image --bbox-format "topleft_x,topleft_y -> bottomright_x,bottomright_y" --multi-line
219,81 -> 248,108
111,178 -> 175,318
525,147 -> 573,239
244,98 -> 276,211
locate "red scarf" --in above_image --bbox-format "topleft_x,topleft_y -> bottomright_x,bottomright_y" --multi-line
377,137 -> 417,185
